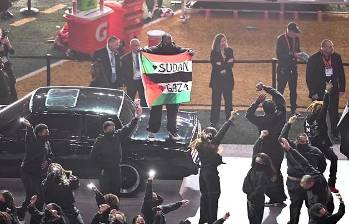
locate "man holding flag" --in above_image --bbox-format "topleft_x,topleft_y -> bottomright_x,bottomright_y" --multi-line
141,33 -> 193,141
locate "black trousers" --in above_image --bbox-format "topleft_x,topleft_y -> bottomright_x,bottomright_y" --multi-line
4,62 -> 17,102
199,169 -> 220,224
126,79 -> 147,107
328,92 -> 340,136
210,85 -> 233,125
63,207 -> 84,224
316,143 -> 338,187
264,146 -> 287,203
286,178 -> 308,224
277,66 -> 298,112
147,104 -> 179,133
99,166 -> 121,195
247,200 -> 264,224
20,171 -> 44,224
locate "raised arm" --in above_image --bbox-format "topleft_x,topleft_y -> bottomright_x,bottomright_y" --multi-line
263,85 -> 286,113
117,117 -> 139,140
246,94 -> 268,127
161,201 -> 184,214
278,115 -> 297,148
212,111 -> 236,144
141,179 -> 153,216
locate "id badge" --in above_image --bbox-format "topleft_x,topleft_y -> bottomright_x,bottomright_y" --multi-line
325,68 -> 333,77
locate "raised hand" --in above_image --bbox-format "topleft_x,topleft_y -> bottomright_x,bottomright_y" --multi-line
256,82 -> 264,91
223,212 -> 230,220
228,110 -> 238,121
259,130 -> 269,139
279,138 -> 291,151
288,115 -> 297,124
30,195 -> 38,205
181,199 -> 190,206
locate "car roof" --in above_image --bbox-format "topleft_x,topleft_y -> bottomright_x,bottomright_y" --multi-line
31,86 -> 125,116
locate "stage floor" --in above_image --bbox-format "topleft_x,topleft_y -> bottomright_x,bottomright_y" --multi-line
1,155 -> 348,224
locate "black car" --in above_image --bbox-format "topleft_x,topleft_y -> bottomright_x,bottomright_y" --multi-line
0,87 -> 200,195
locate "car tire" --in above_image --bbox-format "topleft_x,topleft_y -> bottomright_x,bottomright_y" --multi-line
120,162 -> 143,196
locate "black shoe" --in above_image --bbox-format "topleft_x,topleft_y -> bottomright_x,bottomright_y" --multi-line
5,11 -> 14,18
169,131 -> 181,141
265,201 -> 287,207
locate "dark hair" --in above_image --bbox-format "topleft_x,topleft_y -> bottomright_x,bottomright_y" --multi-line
132,215 -> 144,224
104,193 -> 120,210
212,33 -> 227,52
34,123 -> 48,136
0,190 -> 15,210
108,36 -> 119,44
252,153 -> 276,178
103,121 -> 115,131
262,100 -> 276,114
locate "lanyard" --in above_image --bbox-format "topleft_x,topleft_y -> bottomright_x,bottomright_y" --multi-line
322,55 -> 332,68
284,34 -> 295,53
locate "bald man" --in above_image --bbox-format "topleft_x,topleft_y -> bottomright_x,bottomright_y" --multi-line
121,38 -> 147,107
306,39 -> 346,140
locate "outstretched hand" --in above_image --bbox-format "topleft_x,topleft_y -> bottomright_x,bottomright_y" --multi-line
30,195 -> 38,205
279,138 -> 291,151
223,212 -> 230,220
288,115 -> 297,124
256,82 -> 265,91
228,110 -> 238,121
259,130 -> 269,139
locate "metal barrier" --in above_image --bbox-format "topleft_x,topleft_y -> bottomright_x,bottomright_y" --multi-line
10,54 -> 349,89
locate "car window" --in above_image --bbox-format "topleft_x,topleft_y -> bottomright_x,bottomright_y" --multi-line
30,114 -> 82,139
119,93 -> 135,125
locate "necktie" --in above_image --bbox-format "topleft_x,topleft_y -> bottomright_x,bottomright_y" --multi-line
111,53 -> 117,83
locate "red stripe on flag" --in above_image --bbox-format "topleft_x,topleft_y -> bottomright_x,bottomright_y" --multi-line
142,52 -> 192,63
142,74 -> 165,106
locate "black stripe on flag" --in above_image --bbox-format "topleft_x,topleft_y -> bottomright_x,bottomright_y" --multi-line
146,72 -> 192,83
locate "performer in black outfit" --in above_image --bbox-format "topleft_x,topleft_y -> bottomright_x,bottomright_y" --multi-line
91,106 -> 141,195
243,152 -> 276,224
142,33 -> 193,141
306,39 -> 346,139
209,33 -> 234,127
280,138 -> 334,215
338,100 -> 349,159
17,119 -> 53,223
190,111 -> 235,224
279,115 -> 326,224
305,82 -> 339,193
141,172 -> 189,224
276,22 -> 302,114
121,38 -> 147,107
93,36 -> 123,89
0,28 -> 17,102
309,193 -> 345,224
42,163 -> 84,224
246,82 -> 287,206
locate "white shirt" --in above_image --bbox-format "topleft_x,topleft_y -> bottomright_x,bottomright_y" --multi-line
132,51 -> 142,80
107,45 -> 117,82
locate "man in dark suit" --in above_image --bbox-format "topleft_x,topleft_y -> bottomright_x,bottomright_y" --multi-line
121,38 -> 147,107
276,22 -> 303,115
306,39 -> 346,139
93,36 -> 123,89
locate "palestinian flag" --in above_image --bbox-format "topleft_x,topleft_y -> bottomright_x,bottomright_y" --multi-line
141,52 -> 192,106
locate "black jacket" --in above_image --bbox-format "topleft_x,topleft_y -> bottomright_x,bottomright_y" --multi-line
306,51 -> 346,98
120,52 -> 141,86
197,120 -> 232,169
28,206 -> 66,224
209,48 -> 234,89
276,33 -> 300,69
279,123 -> 326,178
243,168 -> 270,204
143,41 -> 189,55
42,172 -> 80,210
246,86 -> 286,159
90,118 -> 138,169
309,202 -> 345,224
141,180 -> 184,224
286,148 -> 331,207
93,47 -> 122,88
305,92 -> 332,148
21,126 -> 54,177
